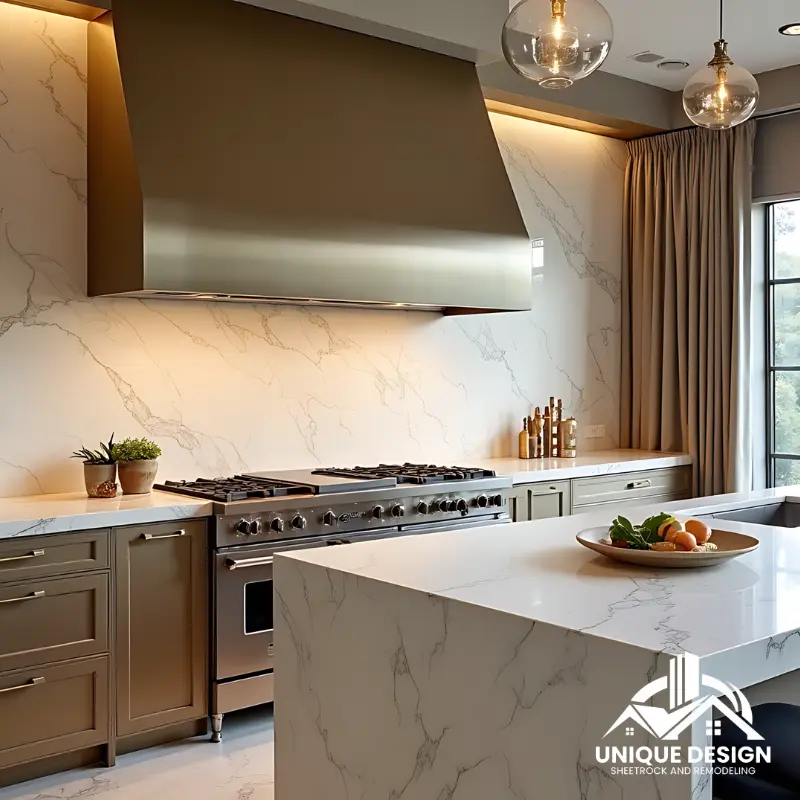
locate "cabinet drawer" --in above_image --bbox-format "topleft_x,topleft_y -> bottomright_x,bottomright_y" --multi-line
571,468 -> 691,508
0,656 -> 109,769
572,492 -> 691,515
0,531 -> 110,584
0,574 -> 109,673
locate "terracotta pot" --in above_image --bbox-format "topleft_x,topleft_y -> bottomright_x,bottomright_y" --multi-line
84,464 -> 118,498
118,459 -> 159,495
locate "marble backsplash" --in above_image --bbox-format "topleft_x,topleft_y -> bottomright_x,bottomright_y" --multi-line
0,5 -> 625,497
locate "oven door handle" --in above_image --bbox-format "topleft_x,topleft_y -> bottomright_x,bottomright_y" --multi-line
225,555 -> 274,570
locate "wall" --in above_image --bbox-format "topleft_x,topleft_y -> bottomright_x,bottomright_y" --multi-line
0,4 -> 625,497
754,111 -> 800,202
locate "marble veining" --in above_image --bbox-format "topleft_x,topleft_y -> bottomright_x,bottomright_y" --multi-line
275,491 -> 800,799
0,490 -> 211,539
275,558 -> 695,800
0,451 -> 686,539
281,488 -> 800,664
0,5 -> 625,498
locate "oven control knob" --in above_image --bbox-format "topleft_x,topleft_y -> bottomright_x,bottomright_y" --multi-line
431,499 -> 443,513
457,499 -> 468,515
476,494 -> 489,508
291,515 -> 307,530
271,518 -> 285,533
371,505 -> 384,520
391,504 -> 405,518
249,519 -> 263,536
417,501 -> 429,515
446,500 -> 458,512
492,494 -> 504,507
234,519 -> 250,535
323,511 -> 337,526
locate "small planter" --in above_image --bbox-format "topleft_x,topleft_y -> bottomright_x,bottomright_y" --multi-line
84,464 -> 118,499
118,459 -> 159,495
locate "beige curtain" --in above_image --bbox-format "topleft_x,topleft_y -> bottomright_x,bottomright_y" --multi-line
621,122 -> 756,497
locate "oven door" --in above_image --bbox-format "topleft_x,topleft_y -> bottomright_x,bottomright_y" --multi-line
214,529 -> 400,681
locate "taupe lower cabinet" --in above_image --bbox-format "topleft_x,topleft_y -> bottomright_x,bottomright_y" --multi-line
510,481 -> 571,522
0,519 -> 209,786
114,520 -> 209,739
509,466 -> 692,522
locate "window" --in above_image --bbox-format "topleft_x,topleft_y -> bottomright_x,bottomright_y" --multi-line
768,199 -> 800,486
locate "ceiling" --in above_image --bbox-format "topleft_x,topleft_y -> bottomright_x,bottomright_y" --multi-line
237,0 -> 800,98
599,0 -> 800,90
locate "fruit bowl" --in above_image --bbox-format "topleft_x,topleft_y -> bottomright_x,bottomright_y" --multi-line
576,527 -> 760,568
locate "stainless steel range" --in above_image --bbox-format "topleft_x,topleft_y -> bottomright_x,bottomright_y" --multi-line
155,463 -> 511,742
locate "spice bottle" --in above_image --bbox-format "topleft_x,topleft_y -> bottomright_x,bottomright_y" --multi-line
518,418 -> 531,459
557,417 -> 578,458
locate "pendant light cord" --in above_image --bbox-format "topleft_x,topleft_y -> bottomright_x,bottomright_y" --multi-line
719,0 -> 724,40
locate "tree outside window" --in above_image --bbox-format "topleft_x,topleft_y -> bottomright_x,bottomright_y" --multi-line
769,200 -> 800,486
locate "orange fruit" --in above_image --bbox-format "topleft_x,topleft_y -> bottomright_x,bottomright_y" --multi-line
685,519 -> 711,545
673,531 -> 698,552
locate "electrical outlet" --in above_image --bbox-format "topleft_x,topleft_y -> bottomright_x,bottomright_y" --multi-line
585,424 -> 606,439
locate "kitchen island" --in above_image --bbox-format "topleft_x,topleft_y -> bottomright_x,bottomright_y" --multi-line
274,490 -> 800,800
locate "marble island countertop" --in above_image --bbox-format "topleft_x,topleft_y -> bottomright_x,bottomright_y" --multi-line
280,485 -> 800,674
479,448 -> 692,483
0,491 -> 212,538
275,487 -> 800,800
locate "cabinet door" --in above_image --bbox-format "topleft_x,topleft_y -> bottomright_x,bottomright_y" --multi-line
509,486 -> 532,522
114,520 -> 208,738
527,481 -> 571,520
0,656 -> 109,770
509,481 -> 571,522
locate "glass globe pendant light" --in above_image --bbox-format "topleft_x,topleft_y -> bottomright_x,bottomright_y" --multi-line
682,0 -> 758,129
502,0 -> 614,89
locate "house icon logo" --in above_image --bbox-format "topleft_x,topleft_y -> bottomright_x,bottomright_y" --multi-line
604,653 -> 763,742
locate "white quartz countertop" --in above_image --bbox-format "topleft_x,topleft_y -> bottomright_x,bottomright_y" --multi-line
0,450 -> 689,539
0,491 -> 213,539
480,449 -> 692,483
282,486 -> 800,668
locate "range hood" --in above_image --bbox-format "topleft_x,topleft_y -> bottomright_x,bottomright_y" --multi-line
87,0 -> 532,313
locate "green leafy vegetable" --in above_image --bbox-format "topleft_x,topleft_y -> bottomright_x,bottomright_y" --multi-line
608,513 -> 675,551
640,512 -> 674,538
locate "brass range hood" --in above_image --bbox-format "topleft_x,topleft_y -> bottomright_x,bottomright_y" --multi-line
87,0 -> 532,314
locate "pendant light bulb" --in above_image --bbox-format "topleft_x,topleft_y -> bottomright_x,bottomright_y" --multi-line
502,0 -> 614,89
682,0 -> 758,129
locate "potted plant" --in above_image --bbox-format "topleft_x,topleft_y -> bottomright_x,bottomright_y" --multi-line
112,437 -> 163,495
72,435 -> 118,498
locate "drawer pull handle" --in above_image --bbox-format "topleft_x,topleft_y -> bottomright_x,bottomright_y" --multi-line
627,479 -> 652,490
142,530 -> 186,541
0,549 -> 45,564
226,556 -> 274,570
0,590 -> 45,604
0,676 -> 45,694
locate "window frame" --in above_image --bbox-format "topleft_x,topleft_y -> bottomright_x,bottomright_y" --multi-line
766,199 -> 800,486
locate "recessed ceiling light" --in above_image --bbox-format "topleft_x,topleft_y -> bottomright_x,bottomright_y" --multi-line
658,60 -> 690,71
779,23 -> 800,35
627,50 -> 665,63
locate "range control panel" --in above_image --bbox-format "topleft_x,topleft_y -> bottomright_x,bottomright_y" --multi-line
216,486 -> 509,547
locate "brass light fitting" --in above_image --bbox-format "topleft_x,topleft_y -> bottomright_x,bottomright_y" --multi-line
551,0 -> 566,21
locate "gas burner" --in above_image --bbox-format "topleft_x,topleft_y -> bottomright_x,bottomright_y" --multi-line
155,476 -> 310,502
313,463 -> 497,485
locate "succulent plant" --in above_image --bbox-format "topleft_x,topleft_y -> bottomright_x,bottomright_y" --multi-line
72,434 -> 116,465
111,437 -> 162,463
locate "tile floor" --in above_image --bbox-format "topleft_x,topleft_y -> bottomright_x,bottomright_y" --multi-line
0,708 -> 274,800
